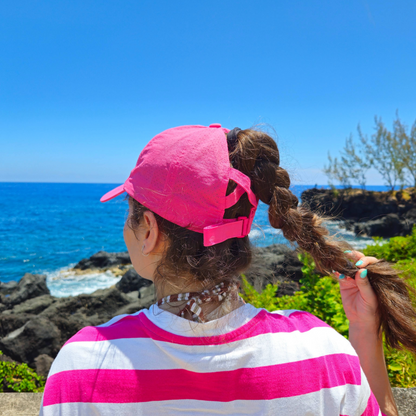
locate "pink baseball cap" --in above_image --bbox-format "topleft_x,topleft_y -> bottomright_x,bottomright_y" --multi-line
101,124 -> 258,246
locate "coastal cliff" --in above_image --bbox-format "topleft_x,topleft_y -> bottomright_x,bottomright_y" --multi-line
301,187 -> 416,238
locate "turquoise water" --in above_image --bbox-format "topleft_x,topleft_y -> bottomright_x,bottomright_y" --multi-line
0,183 -> 384,295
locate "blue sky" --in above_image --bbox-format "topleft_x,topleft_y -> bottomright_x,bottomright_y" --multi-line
1,1 -> 415,185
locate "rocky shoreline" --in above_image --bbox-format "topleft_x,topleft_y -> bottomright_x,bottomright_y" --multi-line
0,245 -> 304,378
301,187 -> 416,238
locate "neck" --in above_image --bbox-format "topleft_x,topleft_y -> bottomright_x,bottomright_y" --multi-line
155,278 -> 245,322
154,275 -> 209,300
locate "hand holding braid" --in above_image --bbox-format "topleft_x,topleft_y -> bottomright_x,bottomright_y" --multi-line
228,128 -> 416,354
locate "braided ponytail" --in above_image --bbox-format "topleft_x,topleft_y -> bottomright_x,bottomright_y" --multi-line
228,128 -> 416,354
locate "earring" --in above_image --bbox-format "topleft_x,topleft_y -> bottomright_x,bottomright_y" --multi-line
142,244 -> 149,257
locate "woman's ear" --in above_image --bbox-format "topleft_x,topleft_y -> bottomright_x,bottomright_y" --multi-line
141,211 -> 161,255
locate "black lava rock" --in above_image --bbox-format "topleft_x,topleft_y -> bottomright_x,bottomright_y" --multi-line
244,244 -> 304,292
116,269 -> 153,293
276,281 -> 300,297
4,274 -> 50,307
0,314 -> 36,339
354,213 -> 403,238
301,188 -> 416,238
34,354 -> 54,378
11,295 -> 55,315
0,317 -> 62,365
74,251 -> 131,270
0,281 -> 18,295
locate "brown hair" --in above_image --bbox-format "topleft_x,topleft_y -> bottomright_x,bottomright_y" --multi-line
127,128 -> 416,354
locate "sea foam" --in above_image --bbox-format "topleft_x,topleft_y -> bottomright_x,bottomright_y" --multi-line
46,267 -> 122,298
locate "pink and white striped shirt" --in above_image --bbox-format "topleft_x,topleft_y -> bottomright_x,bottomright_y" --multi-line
40,304 -> 383,415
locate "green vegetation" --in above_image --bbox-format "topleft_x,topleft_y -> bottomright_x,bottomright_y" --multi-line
242,237 -> 416,387
324,114 -> 416,190
0,351 -> 45,393
363,226 -> 416,263
363,229 -> 416,309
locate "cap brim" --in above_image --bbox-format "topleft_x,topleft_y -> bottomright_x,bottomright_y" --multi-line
100,184 -> 126,202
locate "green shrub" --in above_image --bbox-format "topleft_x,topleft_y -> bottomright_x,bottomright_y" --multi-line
364,231 -> 416,302
385,345 -> 416,388
241,253 -> 416,387
0,351 -> 45,393
363,226 -> 416,261
330,185 -> 339,199
395,259 -> 416,291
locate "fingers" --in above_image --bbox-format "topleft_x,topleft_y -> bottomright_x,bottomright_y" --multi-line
335,268 -> 378,306
344,250 -> 379,268
354,267 -> 369,283
333,261 -> 371,284
333,271 -> 356,287
354,256 -> 379,268
354,267 -> 378,304
334,249 -> 380,283
343,250 -> 364,262
334,264 -> 374,292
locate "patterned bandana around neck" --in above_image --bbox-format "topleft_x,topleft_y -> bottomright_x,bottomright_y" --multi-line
157,281 -> 238,323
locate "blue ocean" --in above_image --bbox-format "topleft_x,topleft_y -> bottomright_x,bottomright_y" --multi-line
0,183 -> 384,297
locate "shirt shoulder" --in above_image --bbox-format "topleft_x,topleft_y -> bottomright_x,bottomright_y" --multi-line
42,310 -> 151,409
264,308 -> 335,334
46,309 -> 149,377
65,309 -> 147,344
259,309 -> 358,357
